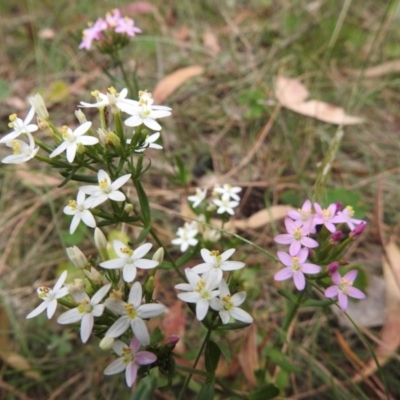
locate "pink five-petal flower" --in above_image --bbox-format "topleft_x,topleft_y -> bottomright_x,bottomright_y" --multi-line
324,270 -> 366,311
313,203 -> 337,233
331,205 -> 364,230
274,248 -> 321,291
103,337 -> 157,387
286,199 -> 317,234
274,217 -> 319,255
115,17 -> 142,36
79,19 -> 107,50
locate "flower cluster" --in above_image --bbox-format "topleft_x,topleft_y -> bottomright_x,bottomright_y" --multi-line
79,9 -> 141,51
274,200 -> 367,311
175,248 -> 253,325
172,184 -> 242,253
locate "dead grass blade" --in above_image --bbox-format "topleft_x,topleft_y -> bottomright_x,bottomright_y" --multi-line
275,76 -> 363,125
344,60 -> 400,78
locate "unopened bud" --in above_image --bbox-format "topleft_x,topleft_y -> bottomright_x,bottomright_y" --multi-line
330,230 -> 342,245
38,118 -> 49,129
76,142 -> 86,155
124,203 -> 133,213
335,202 -> 343,212
94,228 -> 109,261
152,247 -> 164,264
99,336 -> 114,350
97,128 -> 109,145
66,246 -> 88,269
108,132 -> 121,148
66,279 -> 87,302
146,276 -> 155,293
83,267 -> 103,285
327,261 -> 340,275
203,228 -> 221,243
75,109 -> 87,124
166,335 -> 180,349
29,93 -> 49,120
349,222 -> 367,239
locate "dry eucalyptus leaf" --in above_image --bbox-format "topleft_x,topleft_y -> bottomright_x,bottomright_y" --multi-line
275,76 -> 363,125
345,60 -> 400,78
353,241 -> 400,382
238,323 -> 259,387
152,66 -> 204,104
234,206 -> 292,230
0,350 -> 40,381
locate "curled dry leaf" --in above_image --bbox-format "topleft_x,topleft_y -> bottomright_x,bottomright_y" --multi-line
275,76 -> 363,125
238,323 -> 259,387
152,66 -> 204,104
352,241 -> 400,382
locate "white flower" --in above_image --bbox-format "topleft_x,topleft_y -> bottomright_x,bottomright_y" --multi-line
26,271 -> 69,319
2,132 -> 39,164
171,222 -> 198,252
64,191 -> 96,234
57,283 -> 111,343
0,108 -> 38,143
104,337 -> 157,387
202,227 -> 221,243
79,170 -> 131,208
29,94 -> 49,120
191,248 -> 245,284
213,194 -> 239,215
213,184 -> 242,201
49,122 -> 97,163
118,90 -> 171,131
129,132 -> 163,152
100,241 -> 158,283
66,246 -> 88,269
175,269 -> 220,321
105,282 -> 165,345
187,188 -> 207,208
80,87 -> 131,113
210,279 -> 253,324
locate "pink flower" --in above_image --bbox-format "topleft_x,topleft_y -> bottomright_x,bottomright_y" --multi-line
274,217 -> 319,255
103,337 -> 157,387
313,203 -> 337,233
79,19 -> 107,50
115,17 -> 142,37
324,270 -> 366,311
286,199 -> 316,233
105,9 -> 121,27
332,206 -> 364,230
274,248 -> 321,290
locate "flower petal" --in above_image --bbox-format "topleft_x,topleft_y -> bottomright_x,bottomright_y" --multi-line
125,362 -> 138,387
347,287 -> 366,300
136,351 -> 157,365
106,316 -> 130,338
128,282 -> 142,307
57,308 -> 82,324
274,267 -> 293,281
26,301 -> 48,319
104,358 -> 126,375
131,318 -> 150,345
293,271 -> 306,290
230,307 -> 253,323
80,313 -> 94,343
196,298 -> 209,321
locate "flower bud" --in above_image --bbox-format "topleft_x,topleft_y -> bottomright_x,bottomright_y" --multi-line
66,246 -> 88,269
97,128 -> 109,145
124,203 -> 133,213
145,276 -> 155,294
76,142 -> 86,155
349,222 -> 367,239
108,132 -> 121,148
99,336 -> 114,350
83,267 -> 104,285
327,261 -> 340,275
66,279 -> 87,302
94,228 -> 109,261
152,247 -> 164,264
166,335 -> 180,349
29,93 -> 49,120
203,228 -> 221,243
335,202 -> 343,212
75,109 -> 87,124
329,230 -> 342,245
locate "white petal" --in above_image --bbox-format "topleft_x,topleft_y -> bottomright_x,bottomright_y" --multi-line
26,301 -> 48,319
128,282 -> 142,307
49,142 -> 68,158
105,298 -> 127,315
106,316 -> 130,337
143,118 -> 162,131
73,121 -> 92,136
219,310 -> 230,324
66,143 -> 77,162
230,307 -> 253,323
81,210 -> 96,228
91,283 -> 111,305
57,308 -> 82,324
80,313 -> 94,343
123,265 -> 137,282
231,291 -> 246,306
133,243 -> 152,259
111,174 -> 131,190
177,292 -> 201,303
196,299 -> 210,321
221,248 -> 235,261
69,214 -> 81,234
134,259 -> 158,270
137,303 -> 166,319
100,258 -> 126,270
46,299 -> 58,319
108,191 -> 126,202
92,304 -> 105,317
131,318 -> 150,345
104,358 -> 126,375
53,271 -> 68,292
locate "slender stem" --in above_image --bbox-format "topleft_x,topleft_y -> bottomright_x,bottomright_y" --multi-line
114,49 -> 135,97
178,326 -> 213,400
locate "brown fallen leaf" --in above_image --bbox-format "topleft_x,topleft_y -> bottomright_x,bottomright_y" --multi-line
238,323 -> 259,387
0,350 -> 40,381
344,60 -> 400,78
152,66 -> 204,104
275,76 -> 363,125
202,31 -> 221,57
352,241 -> 400,382
234,206 -> 292,230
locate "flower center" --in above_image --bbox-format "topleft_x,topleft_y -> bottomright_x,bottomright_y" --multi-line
121,346 -> 135,364
138,90 -> 153,106
291,256 -> 300,271
322,209 -> 332,221
99,178 -> 111,193
120,246 -> 133,257
293,227 -> 302,241
339,278 -> 352,294
195,279 -> 206,293
125,303 -> 137,319
108,87 -> 117,96
37,286 -> 51,299
345,206 -> 354,217
12,140 -> 21,154
68,200 -> 77,210
222,294 -> 234,310
78,300 -> 93,314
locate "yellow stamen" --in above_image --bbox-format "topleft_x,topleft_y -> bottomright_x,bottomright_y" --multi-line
9,114 -> 17,122
108,87 -> 117,96
346,206 -> 354,216
125,303 -> 137,319
12,140 -> 21,154
91,90 -> 99,97
195,279 -> 206,292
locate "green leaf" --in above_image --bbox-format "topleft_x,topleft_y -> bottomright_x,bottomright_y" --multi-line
324,188 -> 367,219
301,298 -> 335,307
265,347 -> 301,373
197,379 -> 215,400
277,288 -> 297,303
134,180 -> 151,226
205,340 -> 220,374
130,373 -> 157,400
134,226 -> 151,245
248,383 -> 280,400
150,327 -> 164,345
216,342 -> 231,364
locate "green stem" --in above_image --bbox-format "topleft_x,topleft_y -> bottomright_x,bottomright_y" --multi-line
114,49 -> 135,97
178,326 -> 213,400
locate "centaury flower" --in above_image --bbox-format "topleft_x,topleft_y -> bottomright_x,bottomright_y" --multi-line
0,108 -> 38,143
63,191 -> 96,234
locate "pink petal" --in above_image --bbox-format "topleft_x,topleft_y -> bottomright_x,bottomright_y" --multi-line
274,234 -> 293,245
136,351 -> 157,365
324,286 -> 338,298
293,271 -> 305,290
343,270 -> 358,283
289,241 -> 301,256
300,237 -> 319,248
338,291 -> 348,311
274,268 -> 293,281
125,362 -> 138,387
301,263 -> 321,275
277,251 -> 292,267
331,272 -> 342,285
347,287 -> 366,299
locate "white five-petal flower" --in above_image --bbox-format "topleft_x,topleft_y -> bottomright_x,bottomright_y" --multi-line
49,121 -> 97,163
129,132 -> 163,152
0,108 -> 38,143
171,222 -> 199,252
213,184 -> 242,201
105,282 -> 166,345
63,191 -> 96,234
175,269 -> 220,321
2,132 -> 39,164
213,194 -> 239,216
79,170 -> 131,208
210,279 -> 253,324
57,283 -> 111,343
100,241 -> 159,282
80,87 -> 131,113
191,248 -> 245,284
187,188 -> 207,208
104,337 -> 157,387
26,271 -> 69,319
